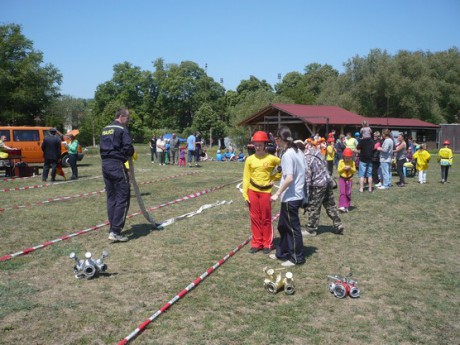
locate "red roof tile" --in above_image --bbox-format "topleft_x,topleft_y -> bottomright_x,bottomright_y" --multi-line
271,104 -> 364,125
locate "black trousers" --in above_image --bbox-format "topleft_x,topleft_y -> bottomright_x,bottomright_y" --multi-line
69,154 -> 78,179
396,159 -> 406,184
42,159 -> 57,181
102,159 -> 130,235
276,199 -> 305,265
441,165 -> 450,182
372,160 -> 380,184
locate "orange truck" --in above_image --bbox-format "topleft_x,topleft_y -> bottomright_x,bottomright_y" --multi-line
0,126 -> 84,166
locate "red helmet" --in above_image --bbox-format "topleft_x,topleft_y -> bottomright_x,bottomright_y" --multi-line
343,148 -> 353,157
251,131 -> 269,142
443,140 -> 451,145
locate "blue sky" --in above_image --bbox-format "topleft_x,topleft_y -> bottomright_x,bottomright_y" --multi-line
1,0 -> 459,99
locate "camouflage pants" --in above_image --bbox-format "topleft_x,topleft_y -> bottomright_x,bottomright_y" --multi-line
304,183 -> 342,231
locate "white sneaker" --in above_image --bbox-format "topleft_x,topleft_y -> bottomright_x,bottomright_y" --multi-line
108,232 -> 128,242
377,186 -> 388,190
281,260 -> 296,267
338,207 -> 346,213
375,182 -> 382,187
269,254 -> 277,260
301,230 -> 317,237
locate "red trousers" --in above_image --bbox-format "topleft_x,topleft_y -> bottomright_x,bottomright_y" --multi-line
248,189 -> 273,249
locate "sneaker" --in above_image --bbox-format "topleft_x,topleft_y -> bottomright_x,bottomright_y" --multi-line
281,260 -> 296,267
377,186 -> 388,190
249,247 -> 261,254
338,207 -> 347,213
375,182 -> 382,187
263,248 -> 272,254
269,253 -> 278,260
335,225 -> 345,235
108,232 -> 128,242
301,229 -> 317,237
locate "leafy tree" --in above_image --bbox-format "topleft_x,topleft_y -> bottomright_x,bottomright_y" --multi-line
0,23 -> 62,124
192,103 -> 227,144
227,89 -> 291,147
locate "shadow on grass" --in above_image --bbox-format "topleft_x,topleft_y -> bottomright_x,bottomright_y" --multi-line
272,237 -> 318,260
126,223 -> 164,241
316,225 -> 342,235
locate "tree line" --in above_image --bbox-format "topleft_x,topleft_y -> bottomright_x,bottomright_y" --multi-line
1,23 -> 459,147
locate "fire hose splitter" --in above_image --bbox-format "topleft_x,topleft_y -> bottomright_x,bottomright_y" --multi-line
263,267 -> 295,295
70,251 -> 108,279
327,272 -> 360,298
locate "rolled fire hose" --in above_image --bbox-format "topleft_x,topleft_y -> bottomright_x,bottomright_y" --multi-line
127,156 -> 159,228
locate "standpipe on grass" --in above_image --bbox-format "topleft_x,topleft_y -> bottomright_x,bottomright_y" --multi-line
0,180 -> 242,262
0,172 -> 199,212
118,212 -> 280,345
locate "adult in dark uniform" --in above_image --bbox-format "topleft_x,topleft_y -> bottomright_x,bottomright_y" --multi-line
41,128 -> 61,182
100,108 -> 135,242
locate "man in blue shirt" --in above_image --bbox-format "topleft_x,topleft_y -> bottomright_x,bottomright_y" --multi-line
187,132 -> 196,167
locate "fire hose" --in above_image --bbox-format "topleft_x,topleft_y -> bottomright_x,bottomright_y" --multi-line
128,156 -> 161,228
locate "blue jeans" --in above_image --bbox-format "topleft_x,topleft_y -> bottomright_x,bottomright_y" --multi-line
381,162 -> 391,187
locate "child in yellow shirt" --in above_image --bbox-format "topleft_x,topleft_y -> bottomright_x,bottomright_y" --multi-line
438,140 -> 453,183
337,148 -> 356,212
413,144 -> 431,184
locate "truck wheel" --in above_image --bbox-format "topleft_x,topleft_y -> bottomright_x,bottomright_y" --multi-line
61,154 -> 70,167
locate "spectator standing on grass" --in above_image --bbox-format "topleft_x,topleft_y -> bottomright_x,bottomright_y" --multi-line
372,131 -> 382,187
100,108 -> 134,242
156,135 -> 165,165
41,128 -> 61,182
195,131 -> 202,164
356,134 -> 375,192
413,143 -> 431,184
377,129 -> 393,190
178,146 -> 186,167
326,138 -> 335,176
187,132 -> 196,167
393,133 -> 407,187
243,131 -> 281,254
334,134 -> 346,170
438,140 -> 453,183
64,134 -> 79,180
170,133 -> 180,165
302,141 -> 344,236
270,126 -> 306,267
337,148 -> 356,213
149,133 -> 157,163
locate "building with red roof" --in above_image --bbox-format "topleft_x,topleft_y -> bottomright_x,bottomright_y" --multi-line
239,103 -> 439,142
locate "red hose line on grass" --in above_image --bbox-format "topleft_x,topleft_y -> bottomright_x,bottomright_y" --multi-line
118,213 -> 280,345
0,172 -> 199,212
0,180 -> 240,262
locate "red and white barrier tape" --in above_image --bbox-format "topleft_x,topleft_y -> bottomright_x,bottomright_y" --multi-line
1,174 -> 40,182
0,172 -> 199,212
0,175 -> 101,193
119,212 -> 280,344
0,180 -> 240,262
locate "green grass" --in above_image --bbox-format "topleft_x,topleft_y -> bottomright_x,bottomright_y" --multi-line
0,145 -> 459,344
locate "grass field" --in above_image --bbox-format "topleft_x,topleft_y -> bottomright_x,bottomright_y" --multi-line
1,146 -> 459,345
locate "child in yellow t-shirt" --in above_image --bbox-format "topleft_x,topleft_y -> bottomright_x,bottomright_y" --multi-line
337,148 -> 356,212
438,140 -> 453,183
412,144 -> 431,184
326,138 -> 335,176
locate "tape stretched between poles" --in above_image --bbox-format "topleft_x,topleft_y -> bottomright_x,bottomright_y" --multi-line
0,175 -> 101,193
118,213 -> 280,345
0,172 -> 199,212
0,180 -> 241,262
